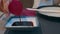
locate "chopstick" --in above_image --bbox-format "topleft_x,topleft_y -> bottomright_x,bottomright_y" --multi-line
26,8 -> 60,13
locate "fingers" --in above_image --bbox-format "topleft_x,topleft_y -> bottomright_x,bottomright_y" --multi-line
0,0 -> 10,13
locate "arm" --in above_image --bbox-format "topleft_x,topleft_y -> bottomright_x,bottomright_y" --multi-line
32,0 -> 48,8
32,0 -> 40,8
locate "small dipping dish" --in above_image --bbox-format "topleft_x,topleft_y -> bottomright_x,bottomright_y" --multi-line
5,16 -> 40,31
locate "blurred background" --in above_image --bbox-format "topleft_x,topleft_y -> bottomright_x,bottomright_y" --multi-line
0,0 -> 60,34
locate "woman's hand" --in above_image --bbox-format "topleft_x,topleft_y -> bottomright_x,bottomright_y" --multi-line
0,0 -> 11,17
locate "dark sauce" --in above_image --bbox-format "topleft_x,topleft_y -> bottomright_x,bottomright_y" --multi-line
12,21 -> 33,26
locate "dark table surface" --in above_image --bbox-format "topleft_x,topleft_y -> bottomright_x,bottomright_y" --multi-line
4,27 -> 42,34
38,17 -> 60,34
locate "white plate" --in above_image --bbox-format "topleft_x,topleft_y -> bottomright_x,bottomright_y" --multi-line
38,7 -> 60,17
